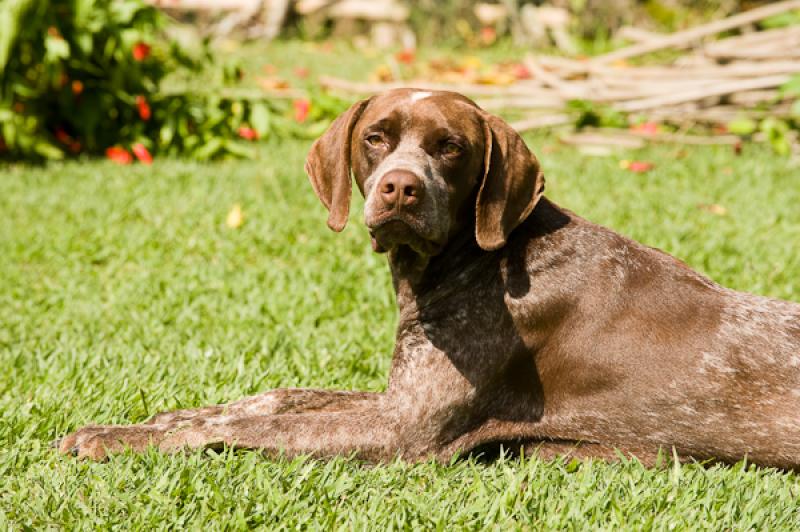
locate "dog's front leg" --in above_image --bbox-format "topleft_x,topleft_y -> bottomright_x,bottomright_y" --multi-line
57,389 -> 390,460
156,408 -> 406,461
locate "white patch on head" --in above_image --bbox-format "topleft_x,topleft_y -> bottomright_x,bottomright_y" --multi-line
410,91 -> 432,103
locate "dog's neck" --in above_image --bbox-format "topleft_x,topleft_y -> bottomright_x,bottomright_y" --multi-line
388,228 -> 487,317
388,198 -> 573,321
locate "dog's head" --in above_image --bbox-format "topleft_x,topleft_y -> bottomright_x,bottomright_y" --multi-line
305,89 -> 545,255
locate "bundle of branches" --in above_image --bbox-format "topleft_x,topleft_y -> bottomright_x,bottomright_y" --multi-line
320,0 -> 800,154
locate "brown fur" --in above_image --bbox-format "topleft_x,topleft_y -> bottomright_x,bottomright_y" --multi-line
59,89 -> 800,468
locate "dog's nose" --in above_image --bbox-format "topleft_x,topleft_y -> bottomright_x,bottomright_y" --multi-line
378,170 -> 424,210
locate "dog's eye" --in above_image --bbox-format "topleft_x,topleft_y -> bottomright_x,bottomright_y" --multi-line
442,142 -> 462,157
365,134 -> 385,147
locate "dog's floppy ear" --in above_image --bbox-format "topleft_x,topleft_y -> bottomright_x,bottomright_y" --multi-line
475,113 -> 545,251
305,98 -> 371,232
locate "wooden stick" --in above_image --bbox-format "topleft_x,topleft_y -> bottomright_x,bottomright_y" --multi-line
328,0 -> 409,22
566,129 -> 742,146
622,130 -> 741,146
594,77 -> 730,90
648,103 -> 794,124
701,24 -> 800,54
560,132 -> 646,149
537,55 -> 800,80
702,49 -> 800,61
729,90 -> 781,106
524,57 -> 590,98
295,0 -> 335,15
603,63 -> 800,81
146,0 -> 261,10
507,72 -> 745,104
589,80 -> 732,103
477,96 -> 566,110
510,114 -> 572,132
161,85 -> 305,99
616,26 -> 664,44
592,0 -> 800,64
615,74 -> 792,112
318,75 -> 560,98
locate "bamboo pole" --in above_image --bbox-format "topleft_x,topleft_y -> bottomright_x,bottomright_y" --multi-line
615,74 -> 792,112
592,0 -> 800,64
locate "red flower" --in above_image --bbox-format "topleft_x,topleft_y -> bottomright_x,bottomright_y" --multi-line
293,67 -> 310,79
395,48 -> 416,65
512,63 -> 532,80
629,161 -> 654,172
620,159 -> 655,173
480,26 -> 497,45
132,143 -> 153,164
106,146 -> 132,165
631,122 -> 659,135
136,95 -> 151,121
0,135 -> 6,153
293,99 -> 311,123
54,127 -> 71,145
238,126 -> 259,141
132,42 -> 151,62
71,80 -> 84,96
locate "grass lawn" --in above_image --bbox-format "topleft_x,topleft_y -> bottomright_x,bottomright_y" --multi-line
2,40 -> 800,529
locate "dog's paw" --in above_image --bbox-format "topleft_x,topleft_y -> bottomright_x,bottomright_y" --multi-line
57,424 -> 163,460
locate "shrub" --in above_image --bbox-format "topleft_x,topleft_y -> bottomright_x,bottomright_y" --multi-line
0,0 -> 335,162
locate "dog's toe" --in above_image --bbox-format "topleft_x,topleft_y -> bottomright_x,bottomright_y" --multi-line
57,433 -> 79,455
76,435 -> 112,460
49,437 -> 79,456
56,424 -> 111,457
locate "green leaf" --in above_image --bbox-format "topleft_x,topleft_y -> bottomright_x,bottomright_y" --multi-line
193,137 -> 223,160
568,99 -> 627,129
72,0 -> 96,26
759,10 -> 800,29
33,140 -> 63,159
760,117 -> 791,156
727,118 -> 757,135
303,120 -> 333,138
222,139 -> 256,159
250,102 -> 271,137
2,120 -> 17,147
109,0 -> 145,25
780,74 -> 800,98
159,124 -> 174,146
74,32 -> 93,56
0,0 -> 36,72
791,100 -> 800,118
45,35 -> 70,62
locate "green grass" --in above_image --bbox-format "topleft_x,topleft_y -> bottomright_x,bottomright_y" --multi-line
2,41 -> 800,529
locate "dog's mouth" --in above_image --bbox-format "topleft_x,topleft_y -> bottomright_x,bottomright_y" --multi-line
367,216 -> 443,255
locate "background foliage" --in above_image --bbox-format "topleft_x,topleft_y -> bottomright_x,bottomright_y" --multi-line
0,0 -> 344,161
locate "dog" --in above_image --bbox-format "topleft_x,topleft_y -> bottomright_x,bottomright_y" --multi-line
59,89 -> 800,468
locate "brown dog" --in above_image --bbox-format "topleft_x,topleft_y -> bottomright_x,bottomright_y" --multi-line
59,89 -> 800,468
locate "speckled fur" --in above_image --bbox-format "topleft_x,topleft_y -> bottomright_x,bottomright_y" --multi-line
59,90 -> 800,468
